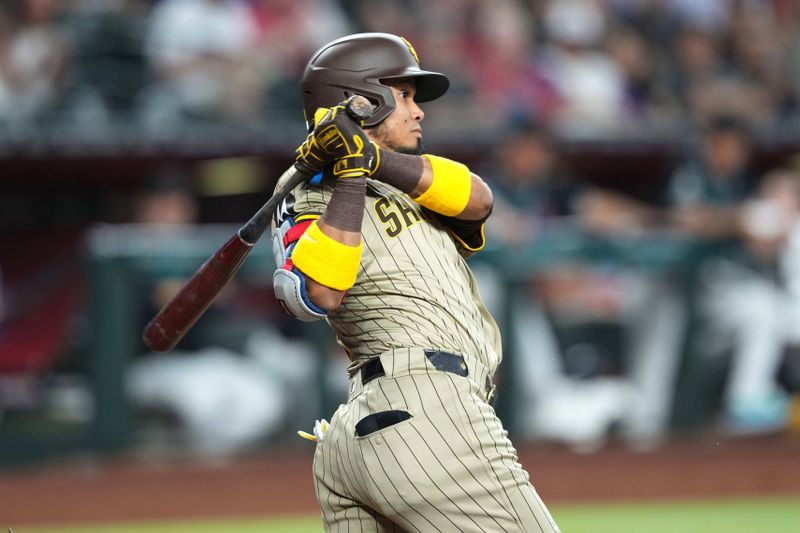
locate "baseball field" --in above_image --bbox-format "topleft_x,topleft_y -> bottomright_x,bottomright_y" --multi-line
18,498 -> 800,533
3,434 -> 799,533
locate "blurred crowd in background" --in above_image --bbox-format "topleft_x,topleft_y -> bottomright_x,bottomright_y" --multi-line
1,0 -> 800,134
3,0 -> 800,462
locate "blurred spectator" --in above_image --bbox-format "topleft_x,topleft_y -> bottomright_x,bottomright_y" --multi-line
539,0 -> 627,133
607,0 -> 684,54
669,2 -> 783,127
666,114 -> 758,229
580,114 -> 789,435
131,164 -> 199,229
726,1 -> 791,126
344,0 -> 420,39
775,166 -> 800,362
128,338 -> 303,458
124,165 -> 318,457
606,25 -> 680,127
131,165 -> 206,319
0,0 -> 796,135
484,120 -> 683,452
694,166 -> 800,435
143,0 -> 261,123
486,118 -> 580,244
408,8 -> 479,133
60,0 -> 152,121
668,25 -> 726,125
248,0 -> 349,67
0,0 -> 70,123
246,0 -> 352,120
467,0 -> 558,127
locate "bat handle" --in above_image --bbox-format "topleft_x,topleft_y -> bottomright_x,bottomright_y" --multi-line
238,94 -> 374,242
142,233 -> 254,352
238,164 -> 312,244
144,165 -> 310,352
143,96 -> 374,352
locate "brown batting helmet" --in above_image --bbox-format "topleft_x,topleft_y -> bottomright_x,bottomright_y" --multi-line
300,33 -> 449,130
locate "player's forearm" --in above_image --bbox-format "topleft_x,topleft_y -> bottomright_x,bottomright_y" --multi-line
294,177 -> 366,311
305,274 -> 347,311
455,173 -> 493,220
305,221 -> 358,310
317,176 -> 367,243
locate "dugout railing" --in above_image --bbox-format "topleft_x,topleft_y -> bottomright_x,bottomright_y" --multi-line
1,223 -> 739,464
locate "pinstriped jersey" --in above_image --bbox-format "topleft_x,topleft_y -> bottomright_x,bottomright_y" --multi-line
272,174 -> 502,374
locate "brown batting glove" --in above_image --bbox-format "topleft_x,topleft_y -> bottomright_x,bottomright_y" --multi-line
295,99 -> 380,179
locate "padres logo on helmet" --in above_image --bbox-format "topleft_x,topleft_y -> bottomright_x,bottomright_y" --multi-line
399,36 -> 420,64
300,33 -> 449,130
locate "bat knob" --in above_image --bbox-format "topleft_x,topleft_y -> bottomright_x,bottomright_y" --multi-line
346,95 -> 375,121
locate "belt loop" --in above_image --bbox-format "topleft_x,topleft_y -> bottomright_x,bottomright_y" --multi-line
361,357 -> 385,385
424,349 -> 468,377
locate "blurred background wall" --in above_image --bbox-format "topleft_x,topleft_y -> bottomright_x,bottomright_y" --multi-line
2,0 -> 800,465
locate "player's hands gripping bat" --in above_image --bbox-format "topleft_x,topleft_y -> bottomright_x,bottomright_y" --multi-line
142,96 -> 375,352
296,102 -> 380,179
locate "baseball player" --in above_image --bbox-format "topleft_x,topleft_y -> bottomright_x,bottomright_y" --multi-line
272,33 -> 560,532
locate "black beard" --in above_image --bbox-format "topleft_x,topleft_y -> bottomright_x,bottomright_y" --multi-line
373,122 -> 426,155
394,140 -> 425,155
370,122 -> 426,155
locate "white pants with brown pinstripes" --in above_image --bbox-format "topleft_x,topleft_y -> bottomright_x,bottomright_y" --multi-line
313,348 -> 560,532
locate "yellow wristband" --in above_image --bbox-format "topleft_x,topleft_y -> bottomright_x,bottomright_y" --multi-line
416,155 -> 472,217
291,222 -> 362,291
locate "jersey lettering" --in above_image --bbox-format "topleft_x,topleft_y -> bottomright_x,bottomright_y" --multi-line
396,197 -> 421,226
374,194 -> 423,237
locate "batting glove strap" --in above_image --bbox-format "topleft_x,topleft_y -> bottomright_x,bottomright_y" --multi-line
332,143 -> 380,179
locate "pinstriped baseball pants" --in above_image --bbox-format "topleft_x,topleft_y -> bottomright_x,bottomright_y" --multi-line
313,350 -> 560,532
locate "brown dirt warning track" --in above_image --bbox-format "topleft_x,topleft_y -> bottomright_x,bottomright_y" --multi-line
1,434 -> 799,527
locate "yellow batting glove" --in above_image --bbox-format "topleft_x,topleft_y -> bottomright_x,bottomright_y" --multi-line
295,100 -> 380,178
332,140 -> 380,179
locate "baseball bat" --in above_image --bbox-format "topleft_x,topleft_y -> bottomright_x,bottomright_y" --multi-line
142,96 -> 374,352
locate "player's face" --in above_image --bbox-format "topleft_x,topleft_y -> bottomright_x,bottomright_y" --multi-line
368,79 -> 425,155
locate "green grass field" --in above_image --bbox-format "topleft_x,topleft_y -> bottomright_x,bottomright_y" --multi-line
21,497 -> 800,533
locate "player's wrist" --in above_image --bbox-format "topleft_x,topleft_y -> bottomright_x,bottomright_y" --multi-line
371,150 -> 423,193
320,176 -> 366,233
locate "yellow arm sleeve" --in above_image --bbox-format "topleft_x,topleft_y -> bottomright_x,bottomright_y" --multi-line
415,155 -> 472,217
